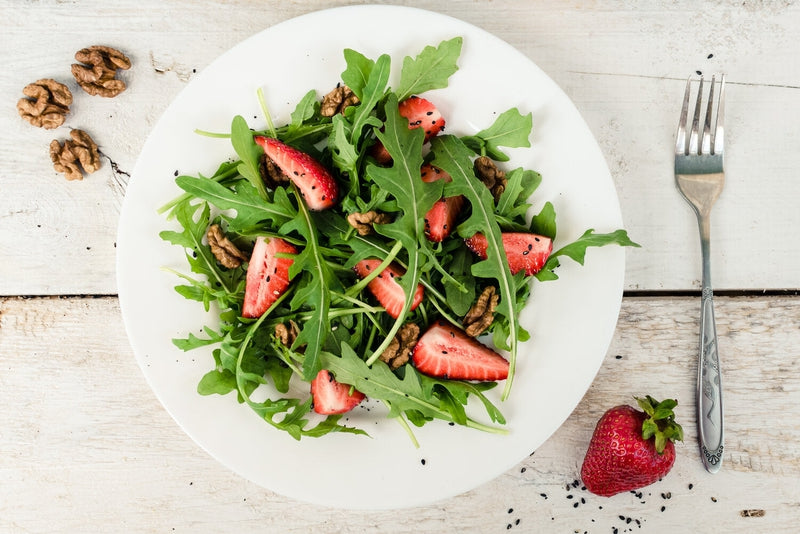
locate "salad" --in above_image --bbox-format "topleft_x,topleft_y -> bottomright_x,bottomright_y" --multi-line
158,37 -> 637,445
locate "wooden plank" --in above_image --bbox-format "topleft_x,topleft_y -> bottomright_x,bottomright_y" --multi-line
0,295 -> 797,532
2,1 -> 800,295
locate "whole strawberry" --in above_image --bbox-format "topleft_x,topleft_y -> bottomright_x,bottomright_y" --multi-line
581,396 -> 684,497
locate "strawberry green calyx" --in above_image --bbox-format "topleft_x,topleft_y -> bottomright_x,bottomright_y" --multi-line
634,396 -> 684,454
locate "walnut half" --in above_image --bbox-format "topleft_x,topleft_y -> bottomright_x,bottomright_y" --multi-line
474,156 -> 507,203
347,211 -> 392,236
17,79 -> 72,129
379,323 -> 420,370
320,84 -> 360,117
462,286 -> 499,337
207,224 -> 247,268
49,129 -> 101,181
72,45 -> 131,97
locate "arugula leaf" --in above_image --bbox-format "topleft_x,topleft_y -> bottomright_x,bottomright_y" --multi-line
230,115 -> 268,199
321,345 -> 507,434
174,176 -> 294,232
288,89 -> 318,131
430,134 -> 519,401
530,201 -> 557,240
349,53 -> 391,145
496,168 -> 542,223
341,49 -> 375,100
536,229 -> 641,281
198,369 -> 237,395
365,94 -> 442,363
159,201 -> 236,295
462,108 -> 532,161
280,190 -> 340,381
395,36 -> 462,101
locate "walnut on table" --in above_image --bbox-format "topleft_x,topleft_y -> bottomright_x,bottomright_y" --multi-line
320,84 -> 360,117
462,286 -> 499,337
379,323 -> 420,370
474,156 -> 507,202
206,224 -> 248,269
49,129 -> 101,181
71,45 -> 131,97
17,79 -> 73,130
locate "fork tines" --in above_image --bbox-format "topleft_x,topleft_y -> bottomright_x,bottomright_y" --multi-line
675,74 -> 726,157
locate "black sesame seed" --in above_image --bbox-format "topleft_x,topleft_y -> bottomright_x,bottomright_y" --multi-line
689,483 -> 694,489
174,170 -> 179,176
567,494 -> 574,499
661,506 -> 666,512
573,502 -> 579,508
421,459 -> 426,465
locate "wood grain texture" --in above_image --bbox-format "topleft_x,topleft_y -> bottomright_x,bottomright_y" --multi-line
1,0 -> 799,295
1,295 -> 797,532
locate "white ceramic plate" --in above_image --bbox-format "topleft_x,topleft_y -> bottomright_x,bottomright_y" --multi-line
117,5 -> 626,509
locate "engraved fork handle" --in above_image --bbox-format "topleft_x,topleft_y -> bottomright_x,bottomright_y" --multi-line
697,214 -> 724,473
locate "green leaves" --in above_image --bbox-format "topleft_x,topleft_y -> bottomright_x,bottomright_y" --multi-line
159,36 -> 640,445
430,134 -> 519,400
635,395 -> 684,454
536,228 -> 641,281
395,37 -> 462,101
462,108 -> 532,161
231,115 -> 267,199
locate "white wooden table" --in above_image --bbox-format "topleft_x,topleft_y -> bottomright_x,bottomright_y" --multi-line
2,1 -> 798,532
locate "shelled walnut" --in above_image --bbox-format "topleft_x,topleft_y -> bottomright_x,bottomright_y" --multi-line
379,323 -> 420,370
462,286 -> 499,337
259,154 -> 289,190
275,320 -> 300,349
320,84 -> 359,117
347,211 -> 392,236
17,79 -> 72,129
71,45 -> 131,97
474,156 -> 507,202
49,129 -> 101,181
207,224 -> 247,268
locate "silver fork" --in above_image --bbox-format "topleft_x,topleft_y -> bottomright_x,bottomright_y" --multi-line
675,74 -> 725,474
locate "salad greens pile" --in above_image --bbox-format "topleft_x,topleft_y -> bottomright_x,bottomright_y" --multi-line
159,37 -> 638,444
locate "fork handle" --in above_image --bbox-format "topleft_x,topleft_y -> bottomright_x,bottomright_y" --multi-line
698,224 -> 724,473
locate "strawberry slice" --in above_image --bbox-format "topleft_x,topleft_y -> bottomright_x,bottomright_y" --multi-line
242,236 -> 296,318
420,163 -> 465,242
465,232 -> 553,275
310,369 -> 365,415
412,320 -> 509,381
254,136 -> 338,210
372,96 -> 446,164
353,259 -> 424,319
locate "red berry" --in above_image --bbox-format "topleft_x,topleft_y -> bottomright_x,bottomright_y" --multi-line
353,259 -> 424,319
412,320 -> 509,381
255,136 -> 338,210
465,232 -> 553,276
581,397 -> 684,497
242,236 -> 296,318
